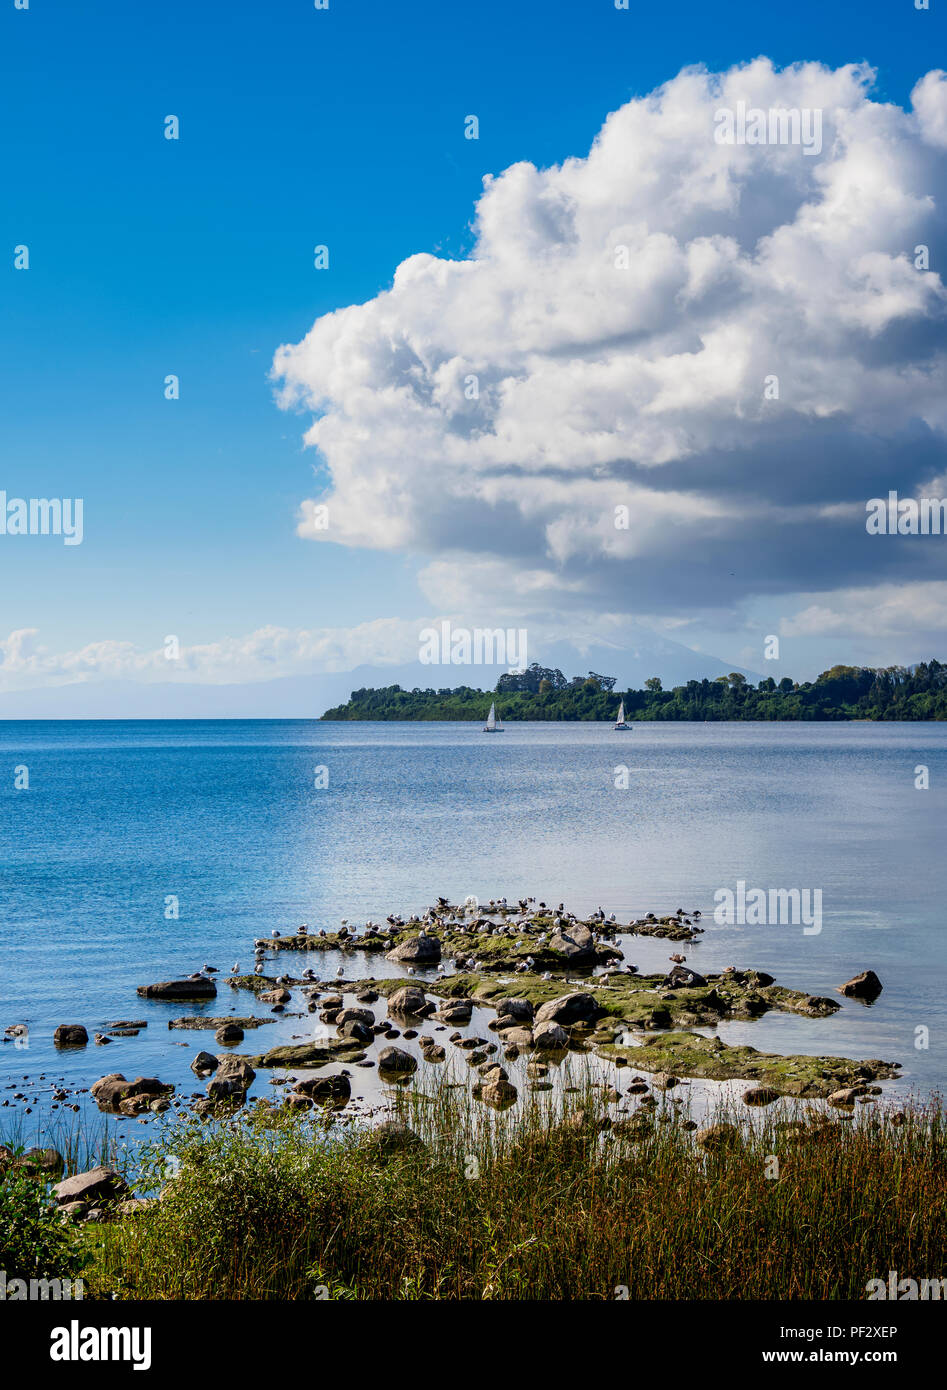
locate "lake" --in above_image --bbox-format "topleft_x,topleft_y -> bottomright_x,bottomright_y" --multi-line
1,719 -> 944,1146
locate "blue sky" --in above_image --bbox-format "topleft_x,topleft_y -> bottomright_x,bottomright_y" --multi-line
1,0 -> 946,701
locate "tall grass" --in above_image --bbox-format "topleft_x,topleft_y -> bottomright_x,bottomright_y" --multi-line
86,1078 -> 947,1301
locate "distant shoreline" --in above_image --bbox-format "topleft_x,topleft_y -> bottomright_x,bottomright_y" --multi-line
321,661 -> 947,722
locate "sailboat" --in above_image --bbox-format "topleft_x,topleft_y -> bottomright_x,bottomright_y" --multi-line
483,701 -> 504,732
614,700 -> 629,730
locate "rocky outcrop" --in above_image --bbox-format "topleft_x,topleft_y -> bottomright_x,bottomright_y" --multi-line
137,978 -> 217,1001
91,1074 -> 174,1113
547,923 -> 596,964
534,992 -> 599,1026
54,1024 -> 88,1047
386,934 -> 441,963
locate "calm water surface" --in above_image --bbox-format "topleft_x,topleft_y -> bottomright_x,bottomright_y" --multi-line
1,720 -> 945,1145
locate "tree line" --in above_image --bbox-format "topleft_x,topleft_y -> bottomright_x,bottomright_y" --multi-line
320,661 -> 947,721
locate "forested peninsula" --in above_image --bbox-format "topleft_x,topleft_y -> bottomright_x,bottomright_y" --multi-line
321,660 -> 947,721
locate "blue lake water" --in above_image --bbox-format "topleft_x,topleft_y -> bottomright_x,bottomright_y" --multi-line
1,719 -> 945,1147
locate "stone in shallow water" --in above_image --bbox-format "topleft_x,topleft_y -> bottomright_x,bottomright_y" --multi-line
377,1046 -> 417,1075
743,1085 -> 780,1106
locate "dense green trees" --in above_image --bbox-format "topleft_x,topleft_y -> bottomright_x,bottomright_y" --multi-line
321,660 -> 947,721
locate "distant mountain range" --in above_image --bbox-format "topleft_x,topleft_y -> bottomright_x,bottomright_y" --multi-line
0,633 -> 759,719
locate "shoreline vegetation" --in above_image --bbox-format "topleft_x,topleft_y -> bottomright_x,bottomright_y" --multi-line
321,660 -> 947,721
4,897 -> 941,1300
3,1088 -> 945,1301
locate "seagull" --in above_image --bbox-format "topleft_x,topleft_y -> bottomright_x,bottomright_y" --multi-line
542,972 -> 552,981
335,966 -> 344,979
271,929 -> 280,939
231,962 -> 240,974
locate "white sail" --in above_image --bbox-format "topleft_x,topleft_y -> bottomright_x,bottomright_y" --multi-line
614,699 -> 629,730
483,700 -> 503,731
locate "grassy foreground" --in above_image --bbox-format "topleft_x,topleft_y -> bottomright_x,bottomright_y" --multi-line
73,1081 -> 947,1302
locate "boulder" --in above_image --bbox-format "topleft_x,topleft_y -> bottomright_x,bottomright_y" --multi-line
295,1073 -> 351,1104
695,1122 -> 741,1151
387,985 -> 428,1017
259,988 -> 291,1005
91,1074 -> 174,1112
828,1086 -> 867,1107
137,979 -> 217,1001
547,923 -> 596,964
661,965 -> 708,989
54,1024 -> 88,1047
651,1072 -> 679,1091
534,992 -> 599,1026
377,1046 -> 418,1074
480,1078 -> 518,1108
421,1044 -> 446,1062
532,1021 -> 569,1051
386,934 -> 442,964
494,997 -> 534,1021
361,1121 -> 424,1163
336,1007 -> 375,1027
206,1079 -> 247,1105
838,971 -> 883,1001
190,1051 -> 218,1076
122,1077 -> 174,1100
340,1020 -> 374,1045
53,1165 -> 129,1206
214,1056 -> 256,1090
14,1147 -> 64,1178
743,1085 -> 780,1107
433,1000 -> 473,1024
215,1023 -> 244,1045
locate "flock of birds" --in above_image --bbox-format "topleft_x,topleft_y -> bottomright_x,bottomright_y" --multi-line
218,897 -> 710,988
